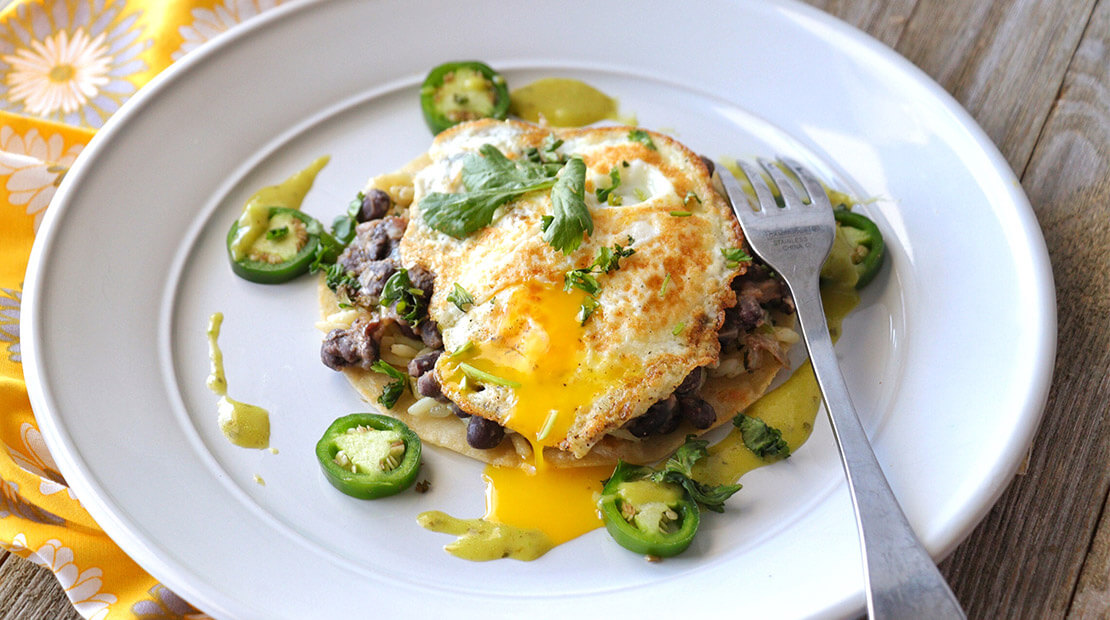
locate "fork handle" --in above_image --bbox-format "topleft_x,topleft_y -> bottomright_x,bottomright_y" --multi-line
790,276 -> 966,619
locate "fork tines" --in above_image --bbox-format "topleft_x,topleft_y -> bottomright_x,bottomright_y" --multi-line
734,157 -> 829,211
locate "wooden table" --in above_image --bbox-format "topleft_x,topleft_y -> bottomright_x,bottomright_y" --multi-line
3,1 -> 1108,618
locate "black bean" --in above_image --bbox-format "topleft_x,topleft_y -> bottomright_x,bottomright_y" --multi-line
363,216 -> 407,260
416,372 -> 450,402
336,244 -> 371,278
450,403 -> 471,419
357,260 -> 397,297
395,320 -> 419,341
675,367 -> 706,395
718,309 -> 741,351
407,264 -> 436,299
417,319 -> 443,350
736,294 -> 764,332
627,395 -> 679,438
467,416 -> 505,449
407,349 -> 442,378
679,396 -> 717,429
357,189 -> 392,222
320,327 -> 378,371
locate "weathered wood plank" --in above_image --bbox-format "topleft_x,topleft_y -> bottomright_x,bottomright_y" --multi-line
0,553 -> 83,620
1044,3 -> 1110,618
894,0 -> 1097,172
1072,491 -> 1110,618
800,0 -> 918,47
933,0 -> 1110,616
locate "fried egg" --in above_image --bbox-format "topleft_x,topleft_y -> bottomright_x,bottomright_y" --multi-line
401,119 -> 745,464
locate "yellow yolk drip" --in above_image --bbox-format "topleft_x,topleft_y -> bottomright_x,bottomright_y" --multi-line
441,282 -> 637,460
437,282 -> 635,548
482,463 -> 610,546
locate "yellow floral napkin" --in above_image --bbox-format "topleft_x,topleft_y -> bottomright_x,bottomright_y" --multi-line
1,1 -> 287,617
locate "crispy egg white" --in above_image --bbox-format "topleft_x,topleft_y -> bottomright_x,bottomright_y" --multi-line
401,119 -> 745,460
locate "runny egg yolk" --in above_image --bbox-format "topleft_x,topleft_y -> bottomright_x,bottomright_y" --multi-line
483,463 -> 612,545
441,281 -> 636,457
439,281 -> 636,545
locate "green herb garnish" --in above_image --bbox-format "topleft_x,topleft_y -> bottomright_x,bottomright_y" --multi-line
721,247 -> 752,269
525,135 -> 566,167
319,262 -> 358,293
459,362 -> 521,388
563,237 -> 636,316
564,270 -> 601,296
577,296 -> 599,325
421,145 -> 594,255
542,156 -> 592,254
370,360 -> 407,408
329,191 -> 365,245
669,211 -> 692,217
448,283 -> 475,312
421,144 -> 561,239
593,237 -> 635,272
628,129 -> 657,150
650,436 -> 742,512
380,268 -> 424,322
734,414 -> 791,459
596,167 -> 622,204
446,340 -> 475,358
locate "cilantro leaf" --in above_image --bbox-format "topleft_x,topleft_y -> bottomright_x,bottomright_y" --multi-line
628,129 -> 657,150
650,436 -> 741,513
447,283 -> 475,312
370,360 -> 407,408
421,144 -> 559,238
560,238 -> 636,324
464,143 -> 552,188
593,237 -> 635,272
319,262 -> 358,292
380,268 -> 424,322
330,191 -> 365,245
543,156 -> 592,254
563,270 -> 601,296
595,167 -> 622,204
734,414 -> 790,459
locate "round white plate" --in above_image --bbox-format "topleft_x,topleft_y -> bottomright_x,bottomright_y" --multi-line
23,1 -> 1055,618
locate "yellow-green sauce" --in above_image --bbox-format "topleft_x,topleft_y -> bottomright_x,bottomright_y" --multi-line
510,78 -> 621,127
417,511 -> 553,561
227,155 -> 330,261
206,312 -> 270,449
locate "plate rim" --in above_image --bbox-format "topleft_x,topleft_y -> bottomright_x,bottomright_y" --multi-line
20,0 -> 1057,617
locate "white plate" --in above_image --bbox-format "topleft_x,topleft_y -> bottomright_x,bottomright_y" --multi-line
23,1 -> 1055,618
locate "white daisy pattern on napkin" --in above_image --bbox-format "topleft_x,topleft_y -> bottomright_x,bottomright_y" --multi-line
22,538 -> 118,620
0,126 -> 83,230
172,0 -> 286,61
7,421 -> 76,499
0,0 -> 151,128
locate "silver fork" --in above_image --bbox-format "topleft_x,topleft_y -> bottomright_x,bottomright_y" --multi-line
718,158 -> 966,619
